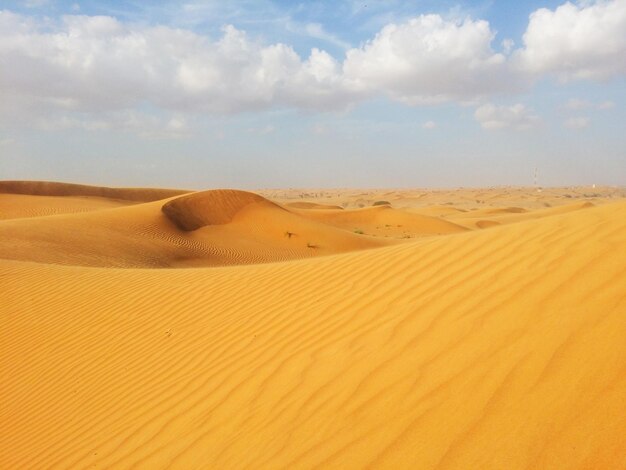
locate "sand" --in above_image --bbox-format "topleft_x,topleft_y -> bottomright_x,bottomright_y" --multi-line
1,182 -> 625,469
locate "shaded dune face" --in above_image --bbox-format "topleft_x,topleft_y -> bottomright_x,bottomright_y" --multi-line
162,189 -> 274,230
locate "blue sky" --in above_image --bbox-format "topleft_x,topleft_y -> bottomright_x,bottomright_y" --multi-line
0,0 -> 624,188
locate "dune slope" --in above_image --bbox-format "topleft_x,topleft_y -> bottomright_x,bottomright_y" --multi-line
0,193 -> 136,220
1,201 -> 625,469
293,205 -> 468,238
0,180 -> 188,202
0,190 -> 388,267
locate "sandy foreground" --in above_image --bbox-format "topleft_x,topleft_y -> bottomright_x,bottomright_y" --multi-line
1,181 -> 625,469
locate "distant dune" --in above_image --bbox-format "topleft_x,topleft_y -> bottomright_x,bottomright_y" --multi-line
1,182 -> 625,469
293,204 -> 468,237
286,201 -> 344,210
0,180 -> 187,202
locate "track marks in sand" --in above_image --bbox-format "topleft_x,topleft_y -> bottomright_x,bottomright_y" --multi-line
1,202 -> 625,468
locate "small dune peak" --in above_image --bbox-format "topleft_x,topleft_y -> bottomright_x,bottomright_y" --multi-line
162,189 -> 272,231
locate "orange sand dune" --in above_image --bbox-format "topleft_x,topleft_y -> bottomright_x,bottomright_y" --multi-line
448,201 -> 596,230
286,201 -> 344,210
407,204 -> 468,217
0,180 -> 187,202
262,186 -> 625,212
162,189 -> 277,230
0,189 -> 388,267
1,200 -> 625,469
0,193 -> 136,220
293,204 -> 468,238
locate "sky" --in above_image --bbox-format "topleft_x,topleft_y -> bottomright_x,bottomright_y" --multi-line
0,0 -> 624,189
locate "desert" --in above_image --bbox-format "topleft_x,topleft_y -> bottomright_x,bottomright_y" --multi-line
2,0 -> 626,468
1,181 -> 625,469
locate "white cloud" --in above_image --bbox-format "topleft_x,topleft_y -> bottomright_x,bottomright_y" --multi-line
563,116 -> 590,128
564,98 -> 592,110
564,98 -> 616,110
343,15 -> 514,104
0,12 -> 358,127
516,0 -> 626,80
422,120 -> 437,129
597,100 -> 615,109
501,38 -> 515,55
474,103 -> 541,130
0,3 -> 623,133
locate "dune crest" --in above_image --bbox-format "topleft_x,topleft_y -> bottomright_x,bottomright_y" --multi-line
162,189 -> 274,230
0,180 -> 187,202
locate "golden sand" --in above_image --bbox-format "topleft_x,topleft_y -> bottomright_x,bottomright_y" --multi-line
1,182 -> 625,469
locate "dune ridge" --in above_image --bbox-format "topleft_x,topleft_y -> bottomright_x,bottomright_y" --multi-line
0,193 -> 134,220
0,189 -> 390,267
162,189 -> 273,230
1,199 -> 625,469
0,180 -> 188,202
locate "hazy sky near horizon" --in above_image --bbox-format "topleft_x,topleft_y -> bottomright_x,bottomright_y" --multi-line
0,0 -> 625,188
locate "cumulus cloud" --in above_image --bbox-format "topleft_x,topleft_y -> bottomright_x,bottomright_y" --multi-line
563,98 -> 616,110
0,11 -> 358,127
516,0 -> 626,80
563,116 -> 590,128
501,38 -> 515,55
343,15 -> 514,104
474,103 -> 541,130
0,1 -> 624,134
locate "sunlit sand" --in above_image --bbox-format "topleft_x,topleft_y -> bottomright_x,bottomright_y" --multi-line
1,181 -> 625,469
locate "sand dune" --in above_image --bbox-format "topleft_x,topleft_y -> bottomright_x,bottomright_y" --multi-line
286,201 -> 344,210
0,193 -> 135,220
447,201 -> 596,230
0,180 -> 187,202
292,204 -> 468,238
0,189 -> 388,267
162,189 -> 278,230
1,184 -> 625,469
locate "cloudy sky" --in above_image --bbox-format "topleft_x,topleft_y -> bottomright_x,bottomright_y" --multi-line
0,0 -> 624,188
